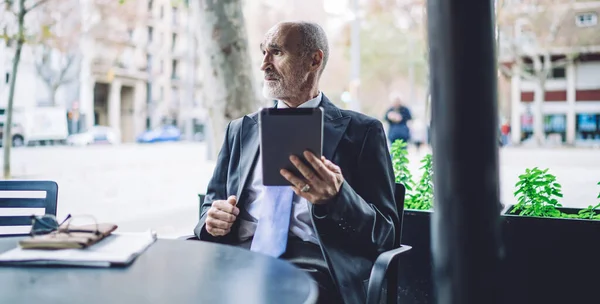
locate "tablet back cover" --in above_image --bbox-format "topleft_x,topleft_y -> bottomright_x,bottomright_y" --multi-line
259,107 -> 324,186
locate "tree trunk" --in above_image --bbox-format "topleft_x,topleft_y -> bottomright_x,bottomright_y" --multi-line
49,85 -> 57,106
532,78 -> 545,145
3,0 -> 26,179
531,55 -> 546,146
194,0 -> 258,160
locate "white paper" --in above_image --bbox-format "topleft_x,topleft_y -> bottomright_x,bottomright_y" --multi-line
0,230 -> 157,267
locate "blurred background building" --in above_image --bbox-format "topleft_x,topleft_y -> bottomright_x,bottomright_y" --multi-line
0,0 -> 205,143
498,0 -> 600,146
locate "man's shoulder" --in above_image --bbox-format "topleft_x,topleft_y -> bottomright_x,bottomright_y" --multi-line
228,111 -> 259,131
339,108 -> 383,129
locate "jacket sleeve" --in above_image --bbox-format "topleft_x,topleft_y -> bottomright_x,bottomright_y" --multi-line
194,122 -> 236,243
403,106 -> 413,122
312,120 -> 399,255
383,108 -> 393,124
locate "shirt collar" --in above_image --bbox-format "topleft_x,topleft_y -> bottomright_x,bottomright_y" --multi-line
276,92 -> 323,109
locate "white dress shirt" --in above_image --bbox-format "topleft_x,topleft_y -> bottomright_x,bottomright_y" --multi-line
238,92 -> 323,245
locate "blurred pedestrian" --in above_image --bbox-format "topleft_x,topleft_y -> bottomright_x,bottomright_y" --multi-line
500,119 -> 511,146
384,94 -> 412,146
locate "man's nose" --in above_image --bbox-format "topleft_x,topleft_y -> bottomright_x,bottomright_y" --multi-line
260,54 -> 272,71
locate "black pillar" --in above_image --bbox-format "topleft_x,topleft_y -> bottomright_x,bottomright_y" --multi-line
427,0 -> 503,304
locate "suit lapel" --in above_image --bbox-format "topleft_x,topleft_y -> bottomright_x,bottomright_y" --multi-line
320,96 -> 350,160
237,114 -> 260,199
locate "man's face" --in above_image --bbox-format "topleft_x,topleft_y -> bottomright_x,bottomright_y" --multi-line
260,24 -> 310,100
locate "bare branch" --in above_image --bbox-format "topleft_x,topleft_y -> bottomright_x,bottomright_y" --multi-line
25,0 -> 51,13
34,47 -> 53,88
59,75 -> 78,85
55,54 -> 77,86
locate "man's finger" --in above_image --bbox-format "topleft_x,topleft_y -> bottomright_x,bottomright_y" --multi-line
323,158 -> 341,174
207,226 -> 230,237
206,217 -> 232,230
303,151 -> 332,178
211,209 -> 237,223
213,200 -> 239,216
227,195 -> 237,206
280,169 -> 309,189
289,155 -> 320,182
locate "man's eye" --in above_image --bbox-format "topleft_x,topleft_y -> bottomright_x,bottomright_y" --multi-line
273,50 -> 281,55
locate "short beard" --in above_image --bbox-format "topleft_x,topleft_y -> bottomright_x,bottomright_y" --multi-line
262,69 -> 308,100
262,81 -> 284,100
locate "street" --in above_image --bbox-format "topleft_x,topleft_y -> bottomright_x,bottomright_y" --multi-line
4,142 -> 600,238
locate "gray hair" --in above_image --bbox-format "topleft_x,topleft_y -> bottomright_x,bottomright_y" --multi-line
295,22 -> 329,77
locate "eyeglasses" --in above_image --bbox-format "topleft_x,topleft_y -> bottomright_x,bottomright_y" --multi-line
29,214 -> 101,237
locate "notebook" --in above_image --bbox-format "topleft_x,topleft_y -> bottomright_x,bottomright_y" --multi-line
0,231 -> 157,267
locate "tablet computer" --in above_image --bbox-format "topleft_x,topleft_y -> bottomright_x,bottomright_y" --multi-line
259,107 -> 324,186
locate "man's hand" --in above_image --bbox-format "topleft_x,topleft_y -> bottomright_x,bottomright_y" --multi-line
205,195 -> 239,237
387,111 -> 402,123
280,151 -> 344,205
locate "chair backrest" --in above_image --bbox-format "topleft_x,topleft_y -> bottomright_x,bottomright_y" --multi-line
0,180 -> 58,237
394,183 -> 406,248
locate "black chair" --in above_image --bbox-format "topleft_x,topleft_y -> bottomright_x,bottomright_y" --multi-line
365,183 -> 412,304
0,180 -> 58,237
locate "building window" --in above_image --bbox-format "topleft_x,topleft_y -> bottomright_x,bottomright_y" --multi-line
576,13 -> 598,27
550,67 -> 566,79
148,27 -> 153,43
146,83 -> 152,104
148,0 -> 153,12
146,54 -> 152,71
172,33 -> 177,51
171,60 -> 178,79
172,7 -> 178,25
160,6 -> 164,19
576,114 -> 600,141
5,73 -> 8,84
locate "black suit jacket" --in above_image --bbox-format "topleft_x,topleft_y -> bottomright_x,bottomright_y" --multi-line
194,95 -> 398,304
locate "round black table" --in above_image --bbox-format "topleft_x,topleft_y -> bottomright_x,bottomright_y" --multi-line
0,237 -> 318,304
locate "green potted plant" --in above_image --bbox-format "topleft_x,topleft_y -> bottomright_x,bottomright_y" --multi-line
507,167 -> 600,220
390,139 -> 434,303
391,139 -> 600,304
502,171 -> 600,304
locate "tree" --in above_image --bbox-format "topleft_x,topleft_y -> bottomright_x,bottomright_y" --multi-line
193,0 -> 259,160
344,0 -> 429,116
497,0 -> 598,145
2,0 -> 56,179
33,0 -> 81,106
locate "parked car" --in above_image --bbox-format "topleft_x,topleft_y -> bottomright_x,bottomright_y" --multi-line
66,126 -> 121,146
136,125 -> 181,143
0,123 -> 25,147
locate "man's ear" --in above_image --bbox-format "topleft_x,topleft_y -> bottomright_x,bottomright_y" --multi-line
309,50 -> 324,72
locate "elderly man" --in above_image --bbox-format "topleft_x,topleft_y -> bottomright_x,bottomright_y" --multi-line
194,21 -> 398,304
